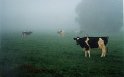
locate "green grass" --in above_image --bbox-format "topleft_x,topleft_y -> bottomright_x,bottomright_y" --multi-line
0,32 -> 124,77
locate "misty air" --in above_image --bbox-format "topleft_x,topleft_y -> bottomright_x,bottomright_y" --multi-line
0,0 -> 124,77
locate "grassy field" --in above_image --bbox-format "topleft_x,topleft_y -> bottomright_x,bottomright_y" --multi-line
0,32 -> 124,77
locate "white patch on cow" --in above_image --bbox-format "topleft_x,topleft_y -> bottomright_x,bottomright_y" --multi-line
77,37 -> 80,40
98,38 -> 106,57
98,38 -> 104,49
84,37 -> 91,58
85,37 -> 90,46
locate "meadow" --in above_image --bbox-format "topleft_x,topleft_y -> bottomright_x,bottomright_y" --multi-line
0,32 -> 124,77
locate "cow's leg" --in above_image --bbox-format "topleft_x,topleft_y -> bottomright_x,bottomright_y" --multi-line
99,47 -> 104,57
100,47 -> 104,57
22,33 -> 24,38
84,47 -> 90,58
102,47 -> 106,57
101,48 -> 105,57
23,33 -> 26,38
85,51 -> 87,57
101,46 -> 106,57
87,50 -> 90,58
83,48 -> 87,57
84,49 -> 90,58
101,51 -> 104,57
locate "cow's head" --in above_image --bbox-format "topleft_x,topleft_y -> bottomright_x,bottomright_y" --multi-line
73,37 -> 80,45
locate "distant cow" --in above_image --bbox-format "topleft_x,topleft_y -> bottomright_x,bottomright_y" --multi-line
22,31 -> 32,38
73,37 -> 109,58
57,29 -> 64,37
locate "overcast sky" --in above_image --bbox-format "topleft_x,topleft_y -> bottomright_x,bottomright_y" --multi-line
1,0 -> 81,32
0,0 -> 124,33
122,0 -> 124,32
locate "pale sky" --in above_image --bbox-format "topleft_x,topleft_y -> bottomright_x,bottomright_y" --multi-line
1,0 -> 81,32
122,0 -> 124,32
0,0 -> 124,33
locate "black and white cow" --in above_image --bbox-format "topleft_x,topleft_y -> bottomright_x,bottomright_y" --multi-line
22,31 -> 32,38
73,37 -> 109,58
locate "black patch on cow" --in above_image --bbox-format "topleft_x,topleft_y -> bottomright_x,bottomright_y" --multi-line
73,37 -> 108,49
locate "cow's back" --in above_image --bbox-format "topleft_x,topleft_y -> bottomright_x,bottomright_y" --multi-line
85,37 -> 108,48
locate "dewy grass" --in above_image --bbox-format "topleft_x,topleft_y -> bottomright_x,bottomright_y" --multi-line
0,33 -> 124,77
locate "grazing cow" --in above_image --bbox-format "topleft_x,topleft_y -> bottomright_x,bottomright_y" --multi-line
73,37 -> 108,58
22,31 -> 32,38
57,29 -> 64,37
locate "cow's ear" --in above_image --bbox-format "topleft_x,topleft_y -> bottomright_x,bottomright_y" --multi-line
73,38 -> 76,40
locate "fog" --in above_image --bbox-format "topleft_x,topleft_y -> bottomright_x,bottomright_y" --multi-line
0,0 -> 124,35
76,0 -> 123,34
0,0 -> 2,48
1,0 -> 81,33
